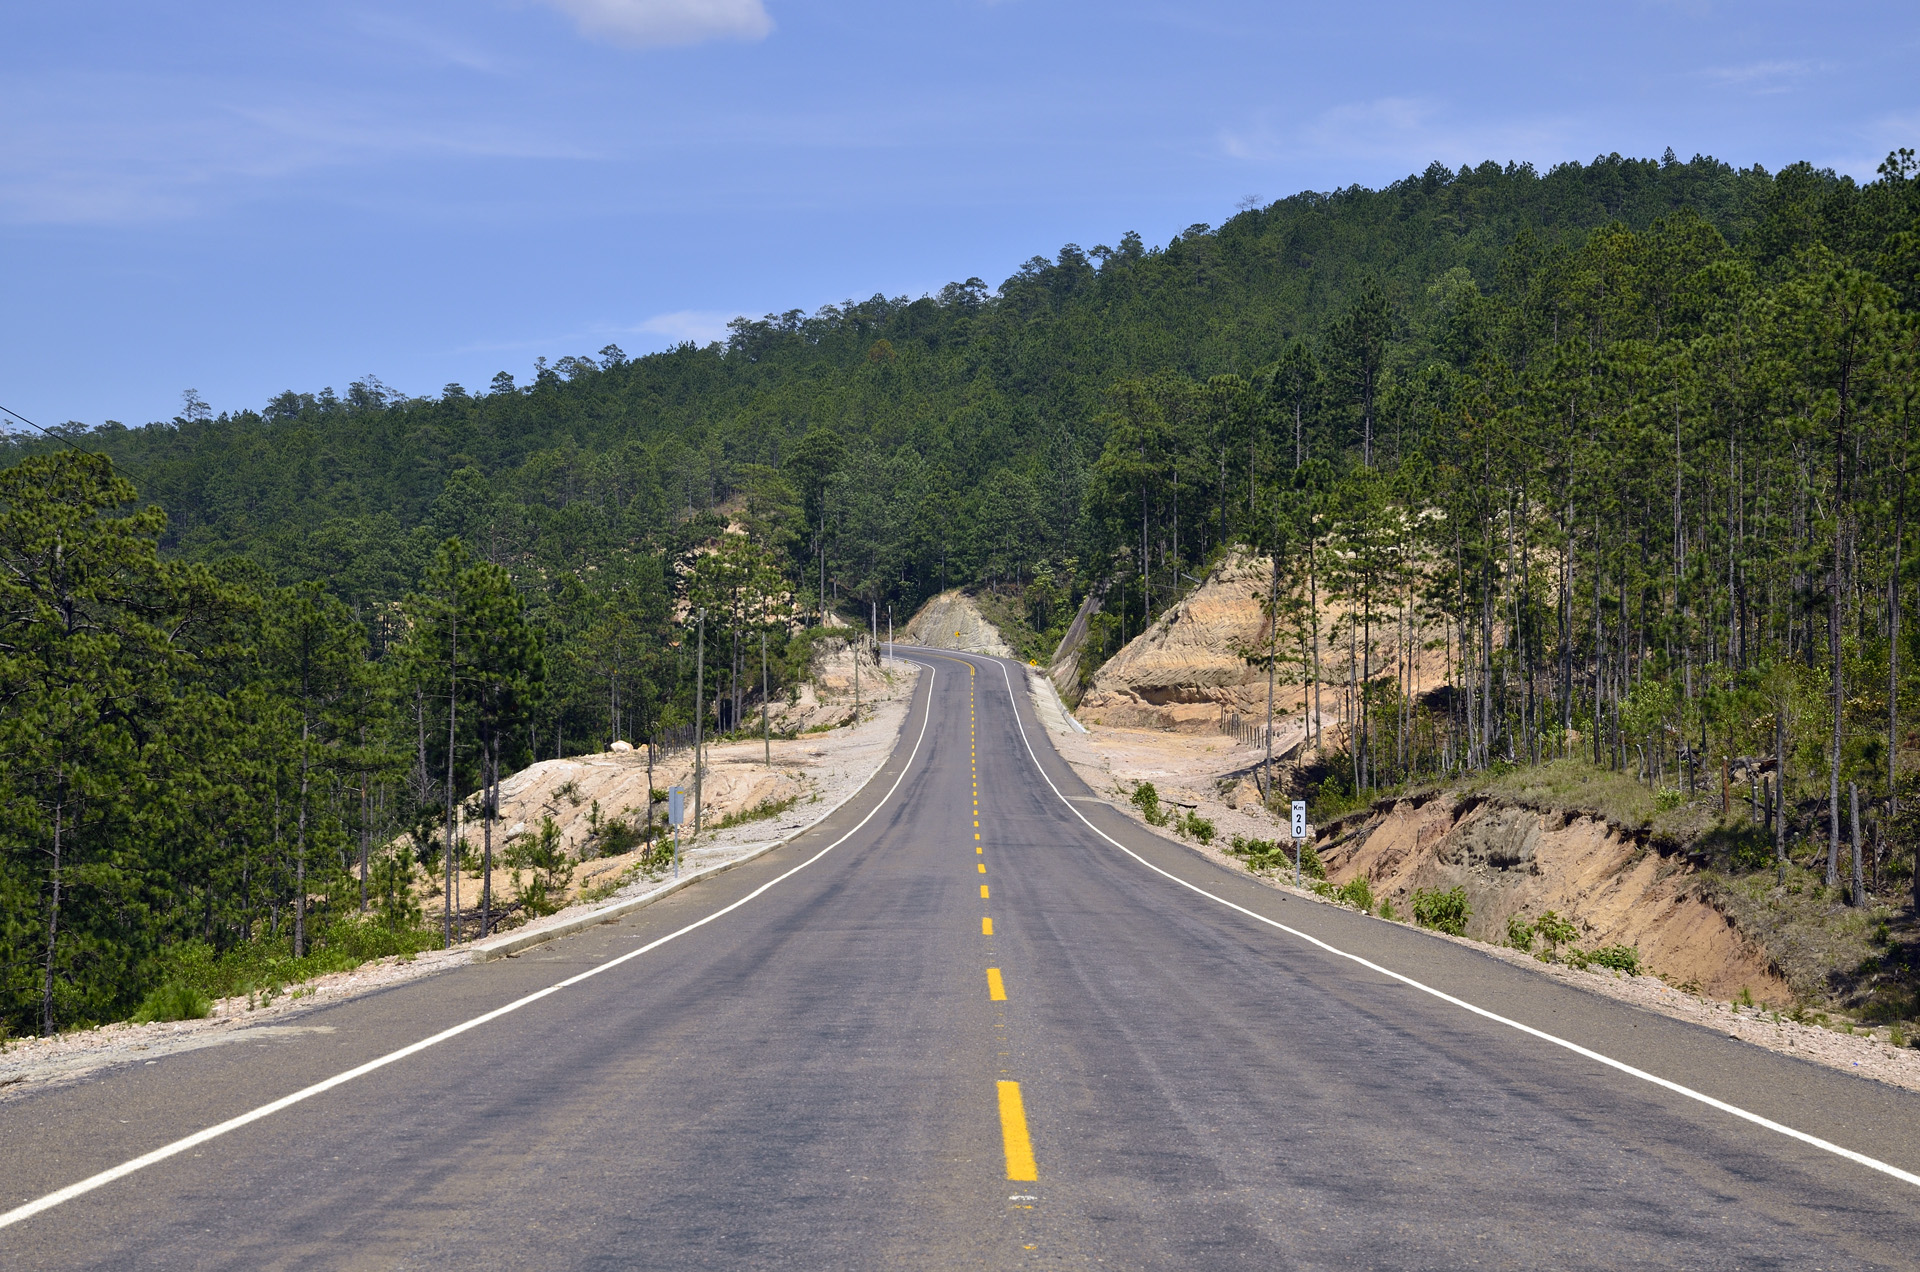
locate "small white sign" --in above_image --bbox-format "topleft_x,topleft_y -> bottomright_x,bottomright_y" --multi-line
668,788 -> 686,826
1290,800 -> 1307,839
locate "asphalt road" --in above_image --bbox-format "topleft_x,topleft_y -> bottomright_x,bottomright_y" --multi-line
7,648 -> 1920,1269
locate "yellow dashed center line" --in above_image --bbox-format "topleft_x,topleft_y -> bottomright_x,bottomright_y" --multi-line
980,884 -> 989,899
978,863 -> 986,873
982,916 -> 993,935
997,1081 -> 1038,1181
986,968 -> 1007,1001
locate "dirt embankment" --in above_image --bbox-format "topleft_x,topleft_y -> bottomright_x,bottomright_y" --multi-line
1073,551 -> 1448,743
1315,794 -> 1791,1005
901,589 -> 1013,656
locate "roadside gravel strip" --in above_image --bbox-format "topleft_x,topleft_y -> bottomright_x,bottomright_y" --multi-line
0,661 -> 921,1105
989,654 -> 1920,1193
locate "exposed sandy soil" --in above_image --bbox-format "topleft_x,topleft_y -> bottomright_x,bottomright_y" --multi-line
1316,795 -> 1792,1005
430,643 -> 910,918
1022,672 -> 1920,1092
1074,550 -> 1448,743
0,660 -> 922,1104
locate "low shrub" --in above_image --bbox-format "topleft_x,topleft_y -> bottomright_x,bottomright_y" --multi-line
1506,914 -> 1535,952
713,793 -> 802,831
1533,910 -> 1579,953
1177,810 -> 1216,844
1580,945 -> 1641,974
1131,782 -> 1170,826
1228,835 -> 1323,878
1410,885 -> 1470,936
1335,876 -> 1375,912
507,816 -> 576,918
1376,898 -> 1400,921
582,800 -> 643,858
1654,786 -> 1685,811
132,983 -> 210,1024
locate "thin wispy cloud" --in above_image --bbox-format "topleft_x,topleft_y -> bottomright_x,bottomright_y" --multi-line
534,0 -> 773,49
1219,97 -> 1571,172
1702,60 -> 1822,93
634,310 -> 735,345
351,13 -> 502,73
0,76 -> 597,224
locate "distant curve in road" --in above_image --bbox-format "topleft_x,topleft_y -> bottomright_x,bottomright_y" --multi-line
6,647 -> 1920,1269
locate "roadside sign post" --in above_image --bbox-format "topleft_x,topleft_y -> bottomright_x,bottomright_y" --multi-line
1290,800 -> 1307,887
668,787 -> 686,878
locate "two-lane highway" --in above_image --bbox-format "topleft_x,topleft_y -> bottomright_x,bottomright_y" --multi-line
7,648 -> 1920,1268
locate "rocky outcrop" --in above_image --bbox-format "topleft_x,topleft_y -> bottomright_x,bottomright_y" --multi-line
901,589 -> 1013,656
1076,553 -> 1293,733
1318,795 -> 1790,1004
1047,590 -> 1102,704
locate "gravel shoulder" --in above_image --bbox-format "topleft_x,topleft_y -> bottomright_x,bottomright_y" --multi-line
0,660 -> 922,1103
1022,669 -> 1920,1095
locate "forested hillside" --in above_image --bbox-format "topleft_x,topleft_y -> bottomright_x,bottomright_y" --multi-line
5,149 -> 1920,1036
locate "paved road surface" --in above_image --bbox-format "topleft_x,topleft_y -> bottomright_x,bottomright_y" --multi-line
7,649 -> 1920,1269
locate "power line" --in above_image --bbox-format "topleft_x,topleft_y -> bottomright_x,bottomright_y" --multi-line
0,403 -> 93,455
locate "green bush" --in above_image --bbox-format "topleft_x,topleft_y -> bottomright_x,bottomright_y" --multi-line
582,800 -> 642,858
373,847 -> 422,932
1654,786 -> 1684,811
1410,885 -> 1471,936
1583,945 -> 1641,974
1335,876 -> 1375,912
508,816 -> 576,918
1228,835 -> 1322,878
1131,782 -> 1169,827
1177,810 -> 1216,843
132,982 -> 210,1024
1377,898 -> 1400,921
1506,914 -> 1535,952
1534,910 -> 1579,952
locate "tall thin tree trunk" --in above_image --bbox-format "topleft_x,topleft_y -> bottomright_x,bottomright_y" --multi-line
1265,549 -> 1279,801
1829,560 -> 1844,890
42,795 -> 63,1036
1775,707 -> 1789,873
444,606 -> 459,948
296,713 -> 310,959
481,736 -> 495,937
1851,781 -> 1865,908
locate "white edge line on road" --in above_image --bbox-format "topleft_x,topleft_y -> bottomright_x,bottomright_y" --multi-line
981,654 -> 1920,1192
0,665 -> 940,1233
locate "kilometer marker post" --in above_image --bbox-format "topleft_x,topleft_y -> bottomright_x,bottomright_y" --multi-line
1291,799 -> 1307,887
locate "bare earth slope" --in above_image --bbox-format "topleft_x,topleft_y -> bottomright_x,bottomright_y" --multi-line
1315,794 -> 1790,1004
900,588 -> 1012,656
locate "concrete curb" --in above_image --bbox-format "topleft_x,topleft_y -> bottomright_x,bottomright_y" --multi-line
468,663 -> 924,963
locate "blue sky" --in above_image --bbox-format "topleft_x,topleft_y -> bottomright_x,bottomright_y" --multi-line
3,1 -> 1915,430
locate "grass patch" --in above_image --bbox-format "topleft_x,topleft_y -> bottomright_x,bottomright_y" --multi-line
147,917 -> 443,1018
712,793 -> 803,831
1229,834 -> 1323,878
132,983 -> 211,1023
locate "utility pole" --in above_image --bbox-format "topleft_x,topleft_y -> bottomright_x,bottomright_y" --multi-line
694,608 -> 706,835
762,630 -> 771,768
888,604 -> 893,663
